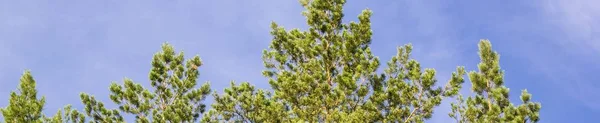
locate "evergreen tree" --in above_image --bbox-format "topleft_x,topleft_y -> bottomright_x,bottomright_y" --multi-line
448,40 -> 541,123
76,43 -> 211,122
1,70 -> 46,123
1,71 -> 84,123
204,0 -> 466,122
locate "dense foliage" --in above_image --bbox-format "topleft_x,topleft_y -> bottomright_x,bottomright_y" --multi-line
448,40 -> 541,123
1,71 -> 46,123
1,0 -> 540,123
72,43 -> 211,123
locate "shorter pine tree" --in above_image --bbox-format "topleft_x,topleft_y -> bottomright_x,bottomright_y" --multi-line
74,43 -> 211,122
448,40 -> 542,123
1,70 -> 46,123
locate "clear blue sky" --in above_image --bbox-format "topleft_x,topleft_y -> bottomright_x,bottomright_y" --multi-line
1,0 -> 598,122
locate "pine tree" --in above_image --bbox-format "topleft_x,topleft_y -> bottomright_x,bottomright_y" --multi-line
1,70 -> 46,123
204,0 -> 465,122
448,40 -> 541,123
76,43 -> 211,122
0,70 -> 46,123
1,71 -> 85,123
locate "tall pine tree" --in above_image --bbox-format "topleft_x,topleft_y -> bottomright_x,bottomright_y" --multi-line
204,0 -> 466,122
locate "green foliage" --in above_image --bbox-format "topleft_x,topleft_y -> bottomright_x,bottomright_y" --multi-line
44,105 -> 85,123
448,40 -> 542,123
1,1 -> 542,122
205,0 -> 467,122
1,71 -> 46,123
202,82 -> 287,123
76,43 -> 211,122
1,71 -> 85,123
367,45 -> 466,123
79,93 -> 123,122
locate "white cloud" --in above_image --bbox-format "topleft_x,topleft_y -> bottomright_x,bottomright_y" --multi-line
542,0 -> 600,54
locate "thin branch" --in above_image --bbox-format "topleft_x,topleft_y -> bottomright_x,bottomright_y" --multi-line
404,80 -> 423,123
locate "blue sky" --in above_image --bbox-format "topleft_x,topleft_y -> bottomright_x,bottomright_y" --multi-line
1,0 -> 598,122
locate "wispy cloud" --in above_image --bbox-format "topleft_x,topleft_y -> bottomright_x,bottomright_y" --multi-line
542,0 -> 600,53
534,0 -> 600,109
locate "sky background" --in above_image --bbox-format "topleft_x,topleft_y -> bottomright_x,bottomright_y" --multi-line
1,0 -> 598,122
